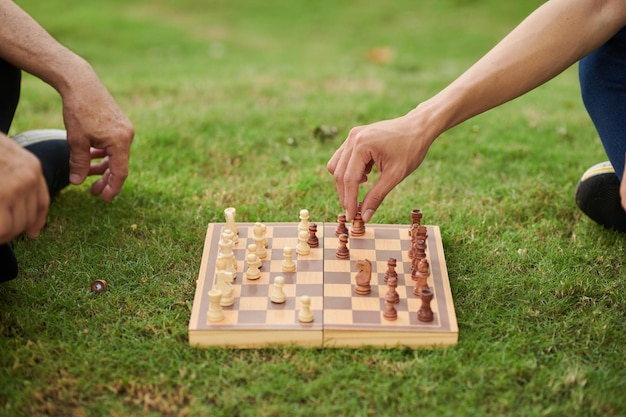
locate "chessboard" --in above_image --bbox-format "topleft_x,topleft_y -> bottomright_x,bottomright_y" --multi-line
188,214 -> 458,349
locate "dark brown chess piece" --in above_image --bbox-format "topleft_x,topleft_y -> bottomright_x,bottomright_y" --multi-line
354,259 -> 371,295
411,209 -> 423,227
414,238 -> 427,260
408,223 -> 419,259
413,258 -> 430,296
417,288 -> 434,322
383,299 -> 398,321
385,275 -> 400,304
384,257 -> 397,283
335,213 -> 349,237
336,233 -> 350,259
351,211 -> 365,236
307,223 -> 319,248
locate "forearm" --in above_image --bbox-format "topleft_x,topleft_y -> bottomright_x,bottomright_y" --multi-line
0,0 -> 95,97
416,0 -> 626,138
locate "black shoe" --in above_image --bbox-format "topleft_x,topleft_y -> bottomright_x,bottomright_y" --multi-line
0,242 -> 18,283
0,130 -> 70,283
13,129 -> 70,197
575,161 -> 626,233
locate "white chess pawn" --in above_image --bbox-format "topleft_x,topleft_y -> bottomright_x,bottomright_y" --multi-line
207,288 -> 225,322
298,295 -> 314,323
270,276 -> 286,304
298,209 -> 310,234
247,244 -> 262,270
296,230 -> 310,256
245,253 -> 261,280
281,247 -> 296,272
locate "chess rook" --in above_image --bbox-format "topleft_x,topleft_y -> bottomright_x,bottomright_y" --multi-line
207,288 -> 225,322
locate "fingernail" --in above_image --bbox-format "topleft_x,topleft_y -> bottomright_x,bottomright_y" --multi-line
363,209 -> 375,222
70,173 -> 83,184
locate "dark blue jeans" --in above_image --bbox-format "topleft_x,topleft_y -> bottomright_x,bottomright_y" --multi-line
579,26 -> 626,180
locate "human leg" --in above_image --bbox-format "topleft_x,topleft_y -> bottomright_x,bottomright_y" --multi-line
577,26 -> 626,232
0,59 -> 70,282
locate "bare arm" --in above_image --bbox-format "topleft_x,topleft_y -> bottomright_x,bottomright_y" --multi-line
0,0 -> 134,202
328,0 -> 626,221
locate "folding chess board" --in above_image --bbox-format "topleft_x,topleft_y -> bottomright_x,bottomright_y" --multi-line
188,221 -> 458,348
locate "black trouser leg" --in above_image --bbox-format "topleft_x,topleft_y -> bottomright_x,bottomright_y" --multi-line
0,58 -> 21,282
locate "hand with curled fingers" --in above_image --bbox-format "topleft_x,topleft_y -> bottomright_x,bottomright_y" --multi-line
327,110 -> 435,223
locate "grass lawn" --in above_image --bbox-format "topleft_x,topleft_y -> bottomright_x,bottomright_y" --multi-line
1,0 -> 625,415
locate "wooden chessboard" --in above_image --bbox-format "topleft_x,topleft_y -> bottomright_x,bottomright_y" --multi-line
188,222 -> 458,348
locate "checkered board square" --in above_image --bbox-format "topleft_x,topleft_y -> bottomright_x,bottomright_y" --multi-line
189,222 -> 458,348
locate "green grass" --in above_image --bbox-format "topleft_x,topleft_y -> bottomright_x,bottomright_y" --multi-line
2,0 -> 626,415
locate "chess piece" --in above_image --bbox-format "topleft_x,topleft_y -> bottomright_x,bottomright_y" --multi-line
218,239 -> 237,280
307,223 -> 319,248
411,208 -> 423,227
216,269 -> 235,306
335,213 -> 349,236
414,238 -> 427,260
221,231 -> 239,271
385,275 -> 400,304
224,207 -> 239,244
350,210 -> 365,236
247,244 -> 262,270
207,288 -> 225,322
336,233 -> 350,259
383,299 -> 398,321
281,247 -> 296,272
271,276 -> 286,304
298,295 -> 314,323
296,230 -> 311,256
413,258 -> 430,296
354,259 -> 372,295
416,225 -> 428,241
417,288 -> 434,322
408,223 -> 419,259
253,222 -> 267,259
384,257 -> 397,283
245,253 -> 261,280
261,223 -> 268,248
298,209 -> 310,234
